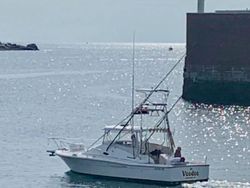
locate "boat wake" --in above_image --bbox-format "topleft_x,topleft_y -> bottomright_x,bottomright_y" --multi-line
61,172 -> 250,188
182,180 -> 250,188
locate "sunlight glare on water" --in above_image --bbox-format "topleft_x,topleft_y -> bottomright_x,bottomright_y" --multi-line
0,43 -> 249,187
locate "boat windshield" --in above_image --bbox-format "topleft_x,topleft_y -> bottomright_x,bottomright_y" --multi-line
103,125 -> 140,144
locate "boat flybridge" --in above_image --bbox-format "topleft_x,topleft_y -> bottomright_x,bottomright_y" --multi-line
48,85 -> 209,184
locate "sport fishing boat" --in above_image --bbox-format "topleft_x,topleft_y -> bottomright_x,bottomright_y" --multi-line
48,51 -> 209,184
48,89 -> 209,184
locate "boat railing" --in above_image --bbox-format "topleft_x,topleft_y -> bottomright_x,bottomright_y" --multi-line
47,137 -> 86,152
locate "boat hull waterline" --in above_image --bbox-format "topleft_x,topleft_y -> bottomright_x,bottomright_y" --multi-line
57,151 -> 209,184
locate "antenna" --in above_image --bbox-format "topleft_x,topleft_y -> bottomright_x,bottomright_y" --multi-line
132,32 -> 135,115
131,31 -> 136,158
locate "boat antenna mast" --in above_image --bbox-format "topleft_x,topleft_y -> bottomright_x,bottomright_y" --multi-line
131,31 -> 135,126
131,31 -> 136,158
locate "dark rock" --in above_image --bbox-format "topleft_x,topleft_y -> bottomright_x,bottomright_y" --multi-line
0,42 -> 39,51
26,43 -> 39,50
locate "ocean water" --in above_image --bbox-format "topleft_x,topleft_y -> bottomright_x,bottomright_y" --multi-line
0,43 -> 249,188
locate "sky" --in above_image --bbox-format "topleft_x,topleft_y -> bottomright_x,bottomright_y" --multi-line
0,0 -> 250,43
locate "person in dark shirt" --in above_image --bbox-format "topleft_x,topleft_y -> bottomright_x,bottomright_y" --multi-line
174,147 -> 185,162
174,147 -> 182,157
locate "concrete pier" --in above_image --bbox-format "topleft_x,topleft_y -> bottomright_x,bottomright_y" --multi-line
182,12 -> 250,106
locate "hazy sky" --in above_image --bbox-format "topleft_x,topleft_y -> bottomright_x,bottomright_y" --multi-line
0,0 -> 249,43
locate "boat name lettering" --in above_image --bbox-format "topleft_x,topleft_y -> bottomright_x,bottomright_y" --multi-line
182,169 -> 199,177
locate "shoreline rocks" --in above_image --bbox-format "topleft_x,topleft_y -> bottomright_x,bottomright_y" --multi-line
0,42 -> 39,51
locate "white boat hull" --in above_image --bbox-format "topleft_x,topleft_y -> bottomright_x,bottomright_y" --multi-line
57,151 -> 209,184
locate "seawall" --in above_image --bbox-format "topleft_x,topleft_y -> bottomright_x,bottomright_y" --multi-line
183,13 -> 250,106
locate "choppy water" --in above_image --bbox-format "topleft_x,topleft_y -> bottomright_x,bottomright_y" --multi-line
0,43 -> 249,188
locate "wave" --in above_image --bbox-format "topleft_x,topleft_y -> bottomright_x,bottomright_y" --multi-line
0,70 -> 105,79
182,180 -> 250,188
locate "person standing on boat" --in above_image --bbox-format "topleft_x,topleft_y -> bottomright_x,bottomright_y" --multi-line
174,147 -> 182,157
174,147 -> 185,162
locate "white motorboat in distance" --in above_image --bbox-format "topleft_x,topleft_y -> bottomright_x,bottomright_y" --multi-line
49,86 -> 209,184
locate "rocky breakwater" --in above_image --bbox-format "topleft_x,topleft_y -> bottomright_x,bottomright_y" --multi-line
0,42 -> 39,51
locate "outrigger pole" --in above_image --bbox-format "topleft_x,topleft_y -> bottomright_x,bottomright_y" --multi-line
105,52 -> 186,153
